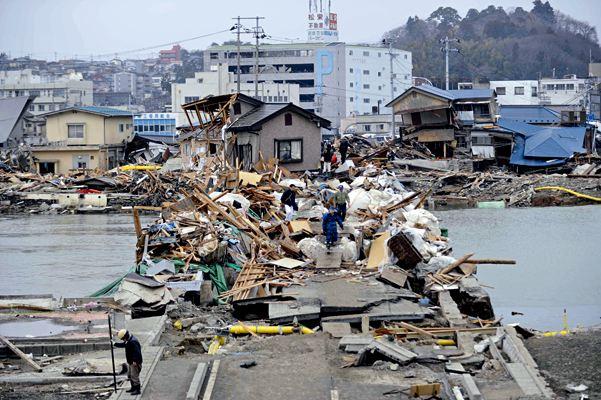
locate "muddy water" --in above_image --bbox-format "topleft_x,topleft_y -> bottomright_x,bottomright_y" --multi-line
435,205 -> 601,331
1,208 -> 599,331
0,319 -> 78,338
0,214 -> 152,297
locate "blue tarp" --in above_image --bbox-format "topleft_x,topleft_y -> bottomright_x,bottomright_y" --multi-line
498,119 -> 586,167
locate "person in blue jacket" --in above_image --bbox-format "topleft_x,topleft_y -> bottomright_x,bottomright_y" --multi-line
322,206 -> 344,248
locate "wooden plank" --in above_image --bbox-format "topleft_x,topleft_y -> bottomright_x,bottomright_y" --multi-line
398,321 -> 435,338
0,335 -> 43,372
439,253 -> 475,275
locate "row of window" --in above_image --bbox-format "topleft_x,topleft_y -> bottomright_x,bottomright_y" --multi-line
29,103 -> 64,112
134,124 -> 175,133
67,123 -> 131,139
361,124 -> 386,132
496,86 -> 537,96
544,83 -> 584,91
348,50 -> 409,60
496,83 -> 585,95
215,50 -> 315,60
1,88 -> 72,98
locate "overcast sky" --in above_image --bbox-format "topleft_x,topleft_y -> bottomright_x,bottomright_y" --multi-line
0,0 -> 599,60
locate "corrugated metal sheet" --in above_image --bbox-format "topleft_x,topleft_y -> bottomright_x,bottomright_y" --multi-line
500,105 -> 560,124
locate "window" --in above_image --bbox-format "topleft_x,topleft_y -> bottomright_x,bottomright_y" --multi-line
556,84 -> 566,90
531,87 -> 538,97
210,52 -> 219,60
349,82 -> 354,88
184,96 -> 199,103
363,84 -> 370,89
378,85 -> 382,90
349,50 -> 353,55
349,97 -> 354,102
349,68 -> 354,73
119,124 -> 124,132
566,84 -> 574,90
514,86 -> 525,95
38,104 -> 45,111
363,98 -> 370,103
284,113 -> 292,126
275,139 -> 302,163
496,87 -> 506,95
545,84 -> 555,91
378,52 -> 382,58
363,70 -> 370,75
68,124 -> 84,139
379,124 -> 385,130
578,84 -> 585,90
154,124 -> 160,132
233,102 -> 241,115
363,51 -> 369,56
364,125 -> 371,132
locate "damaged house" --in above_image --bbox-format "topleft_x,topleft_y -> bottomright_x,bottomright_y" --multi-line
179,93 -> 330,171
387,85 -> 497,158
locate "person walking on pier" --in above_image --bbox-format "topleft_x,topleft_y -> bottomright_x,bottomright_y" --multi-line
114,329 -> 143,395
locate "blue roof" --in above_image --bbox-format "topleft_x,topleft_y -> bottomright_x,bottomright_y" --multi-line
417,85 -> 494,100
500,105 -> 560,124
498,118 -> 586,166
76,106 -> 133,117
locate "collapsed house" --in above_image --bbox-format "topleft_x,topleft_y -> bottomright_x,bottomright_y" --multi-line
386,85 -> 497,158
178,93 -> 331,171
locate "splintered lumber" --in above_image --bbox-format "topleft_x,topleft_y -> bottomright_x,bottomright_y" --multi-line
467,259 -> 516,265
439,253 -> 474,275
398,322 -> 435,337
0,335 -> 43,372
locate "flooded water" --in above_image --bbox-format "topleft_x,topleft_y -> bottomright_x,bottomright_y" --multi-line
1,208 -> 599,331
435,205 -> 601,331
0,214 -> 148,297
0,319 -> 78,338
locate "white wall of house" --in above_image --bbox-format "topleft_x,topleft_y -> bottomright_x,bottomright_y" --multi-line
489,80 -> 539,106
539,76 -> 587,106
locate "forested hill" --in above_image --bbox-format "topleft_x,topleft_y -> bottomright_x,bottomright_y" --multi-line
383,1 -> 601,87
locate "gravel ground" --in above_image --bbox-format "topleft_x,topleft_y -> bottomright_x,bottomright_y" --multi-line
525,329 -> 601,399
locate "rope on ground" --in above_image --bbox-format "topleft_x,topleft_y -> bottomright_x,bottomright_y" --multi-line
534,186 -> 601,202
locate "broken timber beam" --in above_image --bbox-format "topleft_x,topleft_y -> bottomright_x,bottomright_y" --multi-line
0,335 -> 43,372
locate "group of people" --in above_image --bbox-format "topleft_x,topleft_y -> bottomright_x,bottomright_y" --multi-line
321,138 -> 349,174
281,183 -> 350,249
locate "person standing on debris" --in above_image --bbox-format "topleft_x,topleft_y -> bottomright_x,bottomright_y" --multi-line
330,185 -> 350,221
339,138 -> 349,163
322,206 -> 343,249
322,141 -> 333,174
114,329 -> 143,395
280,184 -> 298,221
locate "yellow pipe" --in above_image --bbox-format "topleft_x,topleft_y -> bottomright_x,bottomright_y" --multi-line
120,165 -> 161,171
229,325 -> 314,335
436,339 -> 456,346
534,186 -> 601,202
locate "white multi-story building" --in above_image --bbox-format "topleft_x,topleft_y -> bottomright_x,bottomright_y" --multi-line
539,75 -> 587,107
171,63 -> 301,126
489,76 -> 588,110
113,72 -> 137,97
346,45 -> 412,116
0,69 -> 93,115
489,80 -> 540,106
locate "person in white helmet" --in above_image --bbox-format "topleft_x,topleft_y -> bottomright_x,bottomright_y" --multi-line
114,329 -> 143,395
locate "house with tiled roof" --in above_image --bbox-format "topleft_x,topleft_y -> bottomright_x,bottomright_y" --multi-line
31,106 -> 133,174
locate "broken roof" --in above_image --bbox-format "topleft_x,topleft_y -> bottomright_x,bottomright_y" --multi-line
498,118 -> 586,166
386,85 -> 495,107
500,105 -> 561,124
0,96 -> 35,143
228,103 -> 331,132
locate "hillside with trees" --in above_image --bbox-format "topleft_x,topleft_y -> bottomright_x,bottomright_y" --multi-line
383,1 -> 601,87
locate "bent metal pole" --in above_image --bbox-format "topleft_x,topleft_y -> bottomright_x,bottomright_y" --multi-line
108,314 -> 118,392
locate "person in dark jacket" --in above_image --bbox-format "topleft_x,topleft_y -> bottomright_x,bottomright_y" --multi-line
322,207 -> 343,248
339,138 -> 349,163
114,329 -> 143,394
322,142 -> 333,174
280,184 -> 298,221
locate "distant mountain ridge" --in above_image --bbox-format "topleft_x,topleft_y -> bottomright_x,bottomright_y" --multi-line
383,1 -> 601,87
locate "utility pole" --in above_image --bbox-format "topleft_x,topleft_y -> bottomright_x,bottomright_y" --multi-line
236,16 -> 241,93
387,40 -> 397,142
231,16 -> 265,97
440,36 -> 459,90
254,17 -> 260,97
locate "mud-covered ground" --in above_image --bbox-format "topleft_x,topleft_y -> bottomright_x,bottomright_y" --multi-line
526,329 -> 601,399
0,383 -> 110,399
